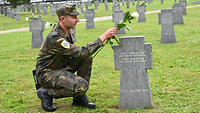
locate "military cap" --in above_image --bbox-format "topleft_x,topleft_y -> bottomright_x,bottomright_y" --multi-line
56,3 -> 81,17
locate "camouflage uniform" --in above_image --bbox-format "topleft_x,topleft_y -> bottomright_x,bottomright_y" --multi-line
36,4 -> 103,98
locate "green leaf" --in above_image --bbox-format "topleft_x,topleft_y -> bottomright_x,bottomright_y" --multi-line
117,23 -> 126,30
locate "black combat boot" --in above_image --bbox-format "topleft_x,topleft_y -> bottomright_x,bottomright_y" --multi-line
37,88 -> 56,112
72,94 -> 95,109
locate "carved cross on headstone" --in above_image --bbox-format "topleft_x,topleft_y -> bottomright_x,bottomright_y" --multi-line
112,36 -> 153,109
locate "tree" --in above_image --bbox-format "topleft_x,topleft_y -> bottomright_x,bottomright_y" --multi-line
6,0 -> 31,8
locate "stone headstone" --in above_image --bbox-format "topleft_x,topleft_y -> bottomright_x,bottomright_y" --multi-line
11,9 -> 15,19
36,4 -> 41,14
100,0 -> 103,4
23,5 -> 26,12
51,6 -> 55,16
27,5 -> 31,12
80,2 -> 84,13
85,9 -> 95,29
161,0 -> 164,4
132,0 -> 135,5
31,5 -> 35,13
126,0 -> 130,8
105,0 -> 109,10
15,10 -> 20,21
29,17 -> 45,48
158,9 -> 176,44
172,3 -> 184,25
6,8 -> 10,17
43,6 -> 48,15
122,0 -> 125,5
0,7 -> 4,14
95,1 -> 99,9
191,1 -> 200,4
137,5 -> 146,22
112,36 -> 153,109
179,0 -> 187,15
112,10 -> 125,35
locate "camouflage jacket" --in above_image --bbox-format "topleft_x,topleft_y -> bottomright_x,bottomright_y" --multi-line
36,23 -> 103,73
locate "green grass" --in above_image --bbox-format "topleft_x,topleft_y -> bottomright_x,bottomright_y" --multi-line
0,0 -> 199,30
0,1 -> 200,113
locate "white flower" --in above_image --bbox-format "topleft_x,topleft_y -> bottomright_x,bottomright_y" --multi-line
145,3 -> 148,6
131,11 -> 139,19
45,21 -> 50,27
25,17 -> 29,21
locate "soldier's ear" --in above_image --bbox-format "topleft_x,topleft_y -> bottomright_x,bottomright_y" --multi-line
60,16 -> 66,22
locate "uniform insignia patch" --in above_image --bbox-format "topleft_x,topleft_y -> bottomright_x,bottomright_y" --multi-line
61,40 -> 70,48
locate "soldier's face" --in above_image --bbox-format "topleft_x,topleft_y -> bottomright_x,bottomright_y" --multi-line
63,15 -> 79,29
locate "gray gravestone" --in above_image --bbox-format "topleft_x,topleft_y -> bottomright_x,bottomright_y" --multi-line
95,1 -> 99,9
29,17 -> 45,48
36,4 -> 41,14
15,9 -> 20,21
80,2 -> 84,13
126,0 -> 130,8
31,5 -> 35,13
23,5 -> 26,12
85,9 -> 95,29
112,10 -> 125,35
0,7 -> 3,14
51,6 -> 55,16
11,9 -> 15,19
179,0 -> 187,15
105,0 -> 109,10
7,8 -> 10,17
122,0 -> 125,5
158,9 -> 176,44
161,0 -> 164,4
137,0 -> 139,5
137,5 -> 146,22
112,36 -> 153,109
172,3 -> 184,25
27,5 -> 31,12
43,6 -> 48,15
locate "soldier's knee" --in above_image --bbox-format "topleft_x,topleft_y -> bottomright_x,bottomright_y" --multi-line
74,78 -> 89,96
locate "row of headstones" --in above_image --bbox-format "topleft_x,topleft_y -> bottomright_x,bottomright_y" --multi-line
0,3 -> 60,20
0,7 -> 21,21
158,0 -> 187,44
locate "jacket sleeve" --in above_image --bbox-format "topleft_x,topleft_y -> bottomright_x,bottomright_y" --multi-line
48,36 -> 104,58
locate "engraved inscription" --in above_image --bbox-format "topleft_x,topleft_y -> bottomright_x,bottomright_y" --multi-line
161,13 -> 173,24
119,51 -> 146,63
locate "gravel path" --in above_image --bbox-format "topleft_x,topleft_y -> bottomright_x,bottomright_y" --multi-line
0,5 -> 199,34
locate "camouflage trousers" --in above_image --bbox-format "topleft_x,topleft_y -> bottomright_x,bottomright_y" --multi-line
37,56 -> 92,98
